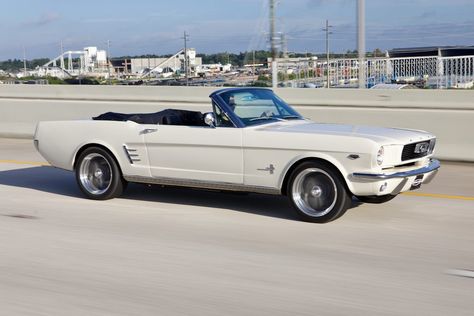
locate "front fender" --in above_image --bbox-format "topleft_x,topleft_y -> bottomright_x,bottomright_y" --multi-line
278,152 -> 367,195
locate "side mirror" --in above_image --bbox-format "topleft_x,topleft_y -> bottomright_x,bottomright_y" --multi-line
204,112 -> 216,128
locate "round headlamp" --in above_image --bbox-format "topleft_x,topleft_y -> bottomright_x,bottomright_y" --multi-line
376,146 -> 384,166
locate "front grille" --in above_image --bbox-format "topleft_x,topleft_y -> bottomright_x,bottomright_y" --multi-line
401,139 -> 435,161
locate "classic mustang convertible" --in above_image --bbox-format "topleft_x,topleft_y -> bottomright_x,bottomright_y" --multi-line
34,88 -> 440,223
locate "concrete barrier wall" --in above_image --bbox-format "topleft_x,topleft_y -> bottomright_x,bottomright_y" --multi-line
0,85 -> 473,161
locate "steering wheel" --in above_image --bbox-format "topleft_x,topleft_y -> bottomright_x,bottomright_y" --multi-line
260,110 -> 275,118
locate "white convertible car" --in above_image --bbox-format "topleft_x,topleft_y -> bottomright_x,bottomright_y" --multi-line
34,88 -> 440,223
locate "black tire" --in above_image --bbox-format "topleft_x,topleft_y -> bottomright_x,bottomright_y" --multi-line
75,147 -> 126,200
356,195 -> 396,204
287,161 -> 351,223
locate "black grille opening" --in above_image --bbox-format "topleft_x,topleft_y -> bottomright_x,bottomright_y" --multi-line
401,141 -> 430,161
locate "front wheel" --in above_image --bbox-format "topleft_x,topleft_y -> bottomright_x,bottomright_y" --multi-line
75,147 -> 126,200
287,161 -> 351,223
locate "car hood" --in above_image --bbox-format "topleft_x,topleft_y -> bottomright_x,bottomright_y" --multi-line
256,120 -> 435,144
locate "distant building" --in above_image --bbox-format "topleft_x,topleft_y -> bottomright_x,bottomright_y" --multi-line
196,63 -> 232,77
267,56 -> 319,70
39,46 -> 109,78
388,46 -> 474,58
112,49 -> 202,77
83,47 -> 108,71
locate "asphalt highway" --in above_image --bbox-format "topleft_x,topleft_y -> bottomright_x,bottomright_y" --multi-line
0,138 -> 473,316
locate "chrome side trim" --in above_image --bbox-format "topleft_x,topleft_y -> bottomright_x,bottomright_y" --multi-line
140,128 -> 158,135
352,159 -> 440,180
123,146 -> 141,164
123,175 -> 281,195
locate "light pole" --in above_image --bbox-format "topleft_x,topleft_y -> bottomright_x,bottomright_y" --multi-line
323,20 -> 333,88
23,46 -> 27,77
182,31 -> 190,86
357,0 -> 366,88
270,0 -> 278,88
107,40 -> 111,84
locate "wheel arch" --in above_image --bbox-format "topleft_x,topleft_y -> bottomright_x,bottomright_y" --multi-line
73,142 -> 123,175
279,154 -> 352,196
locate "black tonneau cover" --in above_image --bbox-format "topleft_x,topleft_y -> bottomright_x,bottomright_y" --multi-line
93,109 -> 206,126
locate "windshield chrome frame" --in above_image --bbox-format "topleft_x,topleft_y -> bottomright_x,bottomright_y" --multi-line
210,88 -> 302,128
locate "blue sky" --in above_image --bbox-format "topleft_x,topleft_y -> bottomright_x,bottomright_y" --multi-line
0,0 -> 473,60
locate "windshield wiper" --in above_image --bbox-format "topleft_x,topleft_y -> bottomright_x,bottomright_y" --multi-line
249,116 -> 285,122
281,115 -> 302,120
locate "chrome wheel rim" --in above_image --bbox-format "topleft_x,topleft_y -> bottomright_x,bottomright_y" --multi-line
79,153 -> 113,195
292,168 -> 337,217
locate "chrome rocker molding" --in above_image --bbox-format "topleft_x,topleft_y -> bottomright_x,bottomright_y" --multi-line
123,175 -> 281,195
352,159 -> 440,180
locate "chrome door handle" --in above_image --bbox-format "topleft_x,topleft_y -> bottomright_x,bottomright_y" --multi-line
140,128 -> 158,135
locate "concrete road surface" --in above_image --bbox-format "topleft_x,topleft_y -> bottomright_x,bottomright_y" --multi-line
0,138 -> 473,316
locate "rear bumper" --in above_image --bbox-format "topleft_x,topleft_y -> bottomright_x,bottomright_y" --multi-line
352,159 -> 440,180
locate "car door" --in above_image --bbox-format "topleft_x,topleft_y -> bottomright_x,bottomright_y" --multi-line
143,124 -> 243,184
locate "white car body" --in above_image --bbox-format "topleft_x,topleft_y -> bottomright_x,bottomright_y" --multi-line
34,88 -> 440,222
35,116 -> 438,196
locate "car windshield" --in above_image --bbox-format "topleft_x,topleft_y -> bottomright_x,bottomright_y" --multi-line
219,89 -> 303,126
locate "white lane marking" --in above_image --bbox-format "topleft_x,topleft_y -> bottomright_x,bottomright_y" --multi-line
0,159 -> 49,166
446,269 -> 474,279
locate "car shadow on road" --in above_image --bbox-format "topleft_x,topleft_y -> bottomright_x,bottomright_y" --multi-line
0,166 -> 362,222
0,166 -> 80,198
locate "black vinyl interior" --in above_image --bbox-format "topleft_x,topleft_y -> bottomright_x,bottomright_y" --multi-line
93,109 -> 207,126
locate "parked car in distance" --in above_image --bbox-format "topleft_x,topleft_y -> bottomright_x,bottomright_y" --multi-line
34,88 -> 440,223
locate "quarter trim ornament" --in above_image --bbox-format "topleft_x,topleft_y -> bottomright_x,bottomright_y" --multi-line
257,164 -> 275,174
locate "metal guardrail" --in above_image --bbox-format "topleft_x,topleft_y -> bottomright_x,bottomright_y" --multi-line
280,55 -> 474,89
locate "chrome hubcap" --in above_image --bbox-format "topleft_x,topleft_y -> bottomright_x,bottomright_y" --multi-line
310,186 -> 322,197
79,153 -> 112,195
292,168 -> 337,217
94,169 -> 103,178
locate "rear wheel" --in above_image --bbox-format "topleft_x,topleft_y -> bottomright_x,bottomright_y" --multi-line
356,195 -> 396,204
287,161 -> 351,223
75,147 -> 125,200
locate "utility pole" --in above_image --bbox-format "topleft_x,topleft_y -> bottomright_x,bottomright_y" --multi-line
357,0 -> 366,88
323,20 -> 333,88
182,31 -> 190,86
107,40 -> 111,84
270,0 -> 278,88
23,46 -> 27,77
60,41 -> 65,69
282,33 -> 288,84
252,50 -> 256,76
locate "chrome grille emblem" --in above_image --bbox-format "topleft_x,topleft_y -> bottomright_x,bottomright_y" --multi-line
414,142 -> 429,154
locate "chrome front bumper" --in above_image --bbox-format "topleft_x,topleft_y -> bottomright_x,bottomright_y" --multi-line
352,159 -> 440,180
